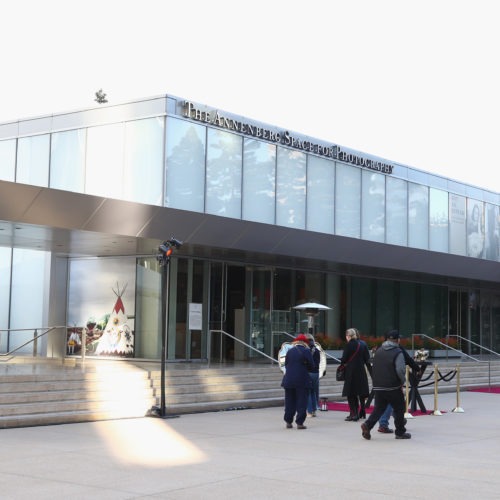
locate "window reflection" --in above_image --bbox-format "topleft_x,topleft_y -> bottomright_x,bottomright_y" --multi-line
335,163 -> 361,238
0,139 -> 16,182
276,147 -> 306,229
17,135 -> 50,187
50,129 -> 86,192
429,188 -> 449,252
361,170 -> 385,242
166,117 -> 206,212
206,128 -> 242,218
124,118 -> 164,205
242,139 -> 276,224
307,156 -> 334,234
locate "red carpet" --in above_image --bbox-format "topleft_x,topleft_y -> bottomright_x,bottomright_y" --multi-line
468,386 -> 500,394
325,401 -> 433,416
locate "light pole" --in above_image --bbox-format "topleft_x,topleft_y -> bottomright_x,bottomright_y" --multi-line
149,237 -> 182,418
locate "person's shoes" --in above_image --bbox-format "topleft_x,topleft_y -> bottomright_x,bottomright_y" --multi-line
359,410 -> 366,419
344,415 -> 354,421
297,424 -> 307,430
311,411 -> 317,417
361,423 -> 371,440
307,412 -> 313,417
286,423 -> 293,429
395,432 -> 411,439
377,426 -> 394,434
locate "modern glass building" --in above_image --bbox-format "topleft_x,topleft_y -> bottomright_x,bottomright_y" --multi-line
0,93 -> 499,362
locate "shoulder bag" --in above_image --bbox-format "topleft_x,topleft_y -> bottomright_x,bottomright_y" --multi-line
336,342 -> 361,381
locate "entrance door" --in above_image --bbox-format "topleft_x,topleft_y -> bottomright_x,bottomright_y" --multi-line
448,289 -> 469,354
208,263 -> 246,362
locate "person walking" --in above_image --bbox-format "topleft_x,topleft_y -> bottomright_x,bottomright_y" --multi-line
341,328 -> 371,422
377,330 -> 422,433
361,330 -> 411,440
281,333 -> 314,429
352,329 -> 372,419
306,333 -> 320,417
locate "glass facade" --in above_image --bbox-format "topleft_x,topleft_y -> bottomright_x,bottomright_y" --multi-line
3,111 -> 498,262
2,97 -> 500,361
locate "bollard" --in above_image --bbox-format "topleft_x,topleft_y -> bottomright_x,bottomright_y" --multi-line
432,364 -> 443,415
404,365 -> 414,418
320,397 -> 328,411
452,364 -> 464,413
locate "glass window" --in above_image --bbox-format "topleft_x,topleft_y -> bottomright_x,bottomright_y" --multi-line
306,156 -> 334,234
10,249 -> 49,352
350,277 -> 372,335
335,163 -> 361,238
276,147 -> 306,229
429,188 -> 449,253
361,170 -> 385,242
375,280 -> 396,334
408,183 -> 429,249
165,117 -> 206,212
16,135 -> 50,187
124,118 -> 164,205
449,194 -> 466,256
0,139 -> 16,182
242,138 -> 276,224
484,203 -> 500,261
206,128 -> 242,218
67,257 -> 136,358
399,282 -> 417,337
386,177 -> 407,246
467,199 -> 485,258
0,247 -> 11,351
50,129 -> 86,192
86,123 -> 124,198
134,257 -> 161,359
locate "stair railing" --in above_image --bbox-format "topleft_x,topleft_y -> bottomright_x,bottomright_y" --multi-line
208,329 -> 279,367
0,326 -> 70,361
447,334 -> 500,360
412,333 -> 498,387
411,333 -> 482,362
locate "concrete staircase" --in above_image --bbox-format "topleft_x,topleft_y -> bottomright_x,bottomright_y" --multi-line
0,357 -> 499,428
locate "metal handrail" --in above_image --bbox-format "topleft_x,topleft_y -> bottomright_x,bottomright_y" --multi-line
447,334 -> 500,359
411,333 -> 481,362
208,329 -> 278,366
0,326 -> 69,361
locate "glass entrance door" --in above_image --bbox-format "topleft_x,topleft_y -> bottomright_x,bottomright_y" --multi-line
208,263 -> 246,362
448,289 -> 469,354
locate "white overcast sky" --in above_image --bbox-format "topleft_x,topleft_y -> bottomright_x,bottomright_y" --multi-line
1,0 -> 499,192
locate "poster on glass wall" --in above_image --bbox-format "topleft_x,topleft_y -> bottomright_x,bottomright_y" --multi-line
484,204 -> 500,261
68,257 -> 136,358
449,194 -> 466,256
466,199 -> 485,258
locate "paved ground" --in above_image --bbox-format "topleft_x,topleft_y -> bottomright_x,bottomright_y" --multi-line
0,390 -> 498,499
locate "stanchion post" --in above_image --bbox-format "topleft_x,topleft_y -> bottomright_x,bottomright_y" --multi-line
433,364 -> 443,415
452,364 -> 464,413
404,365 -> 414,418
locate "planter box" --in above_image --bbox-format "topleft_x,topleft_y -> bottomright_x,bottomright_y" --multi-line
430,349 -> 463,358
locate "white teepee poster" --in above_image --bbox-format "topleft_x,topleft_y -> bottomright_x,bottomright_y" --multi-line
95,283 -> 134,356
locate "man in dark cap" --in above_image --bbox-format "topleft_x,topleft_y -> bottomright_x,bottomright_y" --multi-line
377,330 -> 422,433
281,334 -> 314,429
361,330 -> 411,440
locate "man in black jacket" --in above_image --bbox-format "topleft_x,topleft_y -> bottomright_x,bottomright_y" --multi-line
377,331 -> 421,433
361,330 -> 411,440
281,334 -> 314,429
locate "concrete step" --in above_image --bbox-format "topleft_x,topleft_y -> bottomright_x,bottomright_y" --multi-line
0,359 -> 498,427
